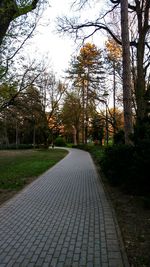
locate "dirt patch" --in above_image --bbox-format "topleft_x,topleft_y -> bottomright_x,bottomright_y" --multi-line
102,178 -> 150,267
0,189 -> 19,206
0,176 -> 37,207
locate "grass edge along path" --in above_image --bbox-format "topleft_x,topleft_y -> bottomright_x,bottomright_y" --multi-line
0,148 -> 68,206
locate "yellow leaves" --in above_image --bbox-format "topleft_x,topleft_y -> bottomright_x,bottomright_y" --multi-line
79,43 -> 100,66
105,38 -> 122,60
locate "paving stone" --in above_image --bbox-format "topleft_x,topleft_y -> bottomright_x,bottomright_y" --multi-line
42,263 -> 50,267
65,258 -> 72,265
0,148 -> 128,267
36,257 -> 45,266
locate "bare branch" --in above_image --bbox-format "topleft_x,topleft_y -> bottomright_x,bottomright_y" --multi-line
70,0 -> 90,11
128,4 -> 136,11
0,61 -> 46,112
99,3 -> 119,20
110,0 -> 120,3
59,16 -> 140,49
0,23 -> 37,80
57,17 -> 122,46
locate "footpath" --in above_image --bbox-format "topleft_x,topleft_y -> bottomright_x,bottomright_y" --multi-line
0,148 -> 129,267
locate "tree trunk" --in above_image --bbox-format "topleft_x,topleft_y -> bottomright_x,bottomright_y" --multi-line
72,126 -> 77,145
85,77 -> 89,145
15,119 -> 19,149
135,0 -> 148,121
113,61 -> 116,136
120,0 -> 133,144
136,38 -> 146,120
81,79 -> 85,144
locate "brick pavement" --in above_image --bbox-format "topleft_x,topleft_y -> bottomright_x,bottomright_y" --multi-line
0,148 -> 129,267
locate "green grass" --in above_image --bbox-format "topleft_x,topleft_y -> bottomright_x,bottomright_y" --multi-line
0,149 -> 68,189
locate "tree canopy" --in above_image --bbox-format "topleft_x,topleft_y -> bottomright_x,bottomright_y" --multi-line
0,0 -> 42,46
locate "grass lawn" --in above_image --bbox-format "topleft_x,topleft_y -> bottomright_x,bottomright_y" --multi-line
0,149 -> 68,190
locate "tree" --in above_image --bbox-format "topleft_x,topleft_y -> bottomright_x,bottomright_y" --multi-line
120,0 -> 133,143
0,58 -> 46,112
23,85 -> 49,146
0,0 -> 47,81
67,43 -> 105,143
0,0 -> 41,46
0,84 -> 49,147
39,73 -> 67,144
129,0 -> 150,121
41,76 -> 66,145
105,38 -> 122,136
58,0 -> 150,143
90,113 -> 104,145
61,92 -> 81,144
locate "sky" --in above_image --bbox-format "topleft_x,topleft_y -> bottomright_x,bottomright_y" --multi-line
26,0 -> 107,79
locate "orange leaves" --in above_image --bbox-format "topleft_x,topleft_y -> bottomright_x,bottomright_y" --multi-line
105,38 -> 122,61
79,43 -> 101,67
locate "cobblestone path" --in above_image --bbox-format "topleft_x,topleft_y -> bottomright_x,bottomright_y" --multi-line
0,148 -> 129,267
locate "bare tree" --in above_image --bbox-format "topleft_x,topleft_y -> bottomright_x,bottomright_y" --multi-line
0,59 -> 46,111
0,0 -> 47,81
38,72 -> 67,120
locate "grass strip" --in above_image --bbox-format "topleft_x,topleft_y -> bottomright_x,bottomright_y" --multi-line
0,149 -> 68,189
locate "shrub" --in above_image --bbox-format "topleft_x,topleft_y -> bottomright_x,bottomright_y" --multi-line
132,139 -> 150,195
54,137 -> 66,147
0,144 -> 34,150
100,142 -> 150,196
73,144 -> 89,150
72,141 -> 150,197
100,144 -> 134,187
113,129 -> 125,144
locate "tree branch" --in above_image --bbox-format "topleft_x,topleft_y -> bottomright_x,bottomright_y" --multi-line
0,23 -> 37,80
0,0 -> 40,46
57,17 -> 139,47
110,0 -> 120,3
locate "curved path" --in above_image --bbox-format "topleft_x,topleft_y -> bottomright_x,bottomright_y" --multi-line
0,148 -> 129,267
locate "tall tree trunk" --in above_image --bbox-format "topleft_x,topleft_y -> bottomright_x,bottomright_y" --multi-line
81,79 -> 85,144
113,61 -> 116,136
15,119 -> 19,149
120,0 -> 133,144
85,75 -> 89,145
72,126 -> 77,145
136,37 -> 146,120
105,102 -> 109,145
135,0 -> 149,121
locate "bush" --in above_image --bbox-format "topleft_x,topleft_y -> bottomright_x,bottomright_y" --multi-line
100,142 -> 150,196
0,144 -> 34,150
100,144 -> 134,188
132,139 -> 150,195
113,129 -> 125,144
131,118 -> 150,195
72,141 -> 150,197
54,137 -> 66,147
72,144 -> 89,150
